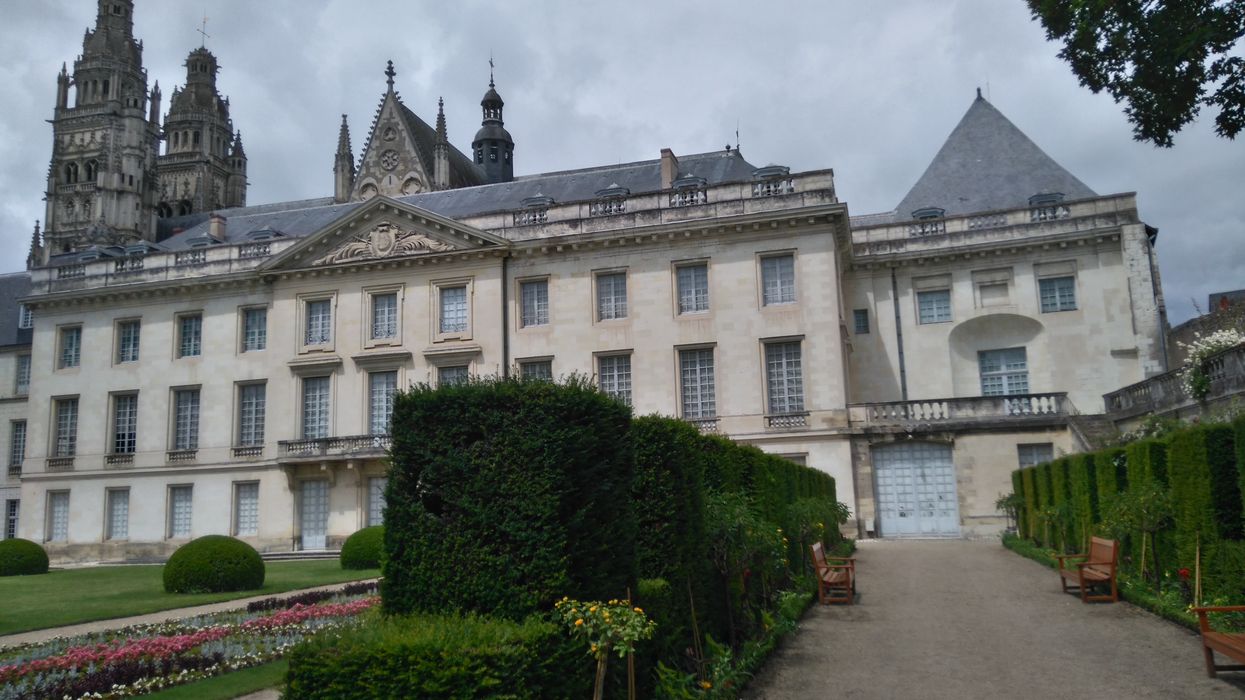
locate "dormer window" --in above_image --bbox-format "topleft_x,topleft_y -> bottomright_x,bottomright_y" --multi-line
911,207 -> 945,220
1029,193 -> 1070,222
514,194 -> 553,226
670,175 -> 708,207
752,165 -> 794,197
1028,193 -> 1065,207
591,184 -> 629,217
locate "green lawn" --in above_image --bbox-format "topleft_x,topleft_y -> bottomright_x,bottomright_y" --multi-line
144,660 -> 289,700
0,560 -> 378,636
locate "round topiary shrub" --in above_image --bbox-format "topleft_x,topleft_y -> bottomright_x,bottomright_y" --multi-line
340,526 -> 384,570
0,538 -> 49,576
163,535 -> 265,593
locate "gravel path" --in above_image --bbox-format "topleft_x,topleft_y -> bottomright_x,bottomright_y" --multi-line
744,539 -> 1245,699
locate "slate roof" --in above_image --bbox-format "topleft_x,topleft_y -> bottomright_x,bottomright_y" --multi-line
148,149 -> 758,251
396,103 -> 485,189
888,94 -> 1097,222
0,272 -> 33,348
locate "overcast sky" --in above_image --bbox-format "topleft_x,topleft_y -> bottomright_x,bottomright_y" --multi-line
1,0 -> 1240,323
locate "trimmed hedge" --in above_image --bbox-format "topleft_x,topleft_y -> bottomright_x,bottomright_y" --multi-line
1021,467 -> 1038,540
284,612 -> 590,699
1167,425 -> 1240,572
1067,454 -> 1097,552
1095,448 -> 1127,501
340,526 -> 384,570
0,538 -> 49,576
163,535 -> 265,594
383,376 -> 636,620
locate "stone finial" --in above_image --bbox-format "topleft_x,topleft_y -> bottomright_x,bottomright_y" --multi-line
385,60 -> 396,91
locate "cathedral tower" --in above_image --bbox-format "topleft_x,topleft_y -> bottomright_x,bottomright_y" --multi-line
471,66 -> 514,184
156,46 -> 248,217
42,0 -> 160,261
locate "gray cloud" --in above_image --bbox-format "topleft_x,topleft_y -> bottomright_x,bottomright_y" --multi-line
2,0 -> 1240,323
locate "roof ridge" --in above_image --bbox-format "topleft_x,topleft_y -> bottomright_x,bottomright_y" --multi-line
513,149 -> 738,181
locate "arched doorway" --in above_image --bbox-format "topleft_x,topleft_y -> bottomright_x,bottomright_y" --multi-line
872,442 -> 959,537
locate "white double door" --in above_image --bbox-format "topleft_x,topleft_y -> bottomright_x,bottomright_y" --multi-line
874,442 -> 960,537
300,480 -> 330,550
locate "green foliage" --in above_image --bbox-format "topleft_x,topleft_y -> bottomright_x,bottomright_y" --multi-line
284,611 -> 590,699
995,492 -> 1024,534
1067,454 -> 1098,551
1021,467 -> 1038,540
1095,449 -> 1127,502
785,497 -> 846,574
162,535 -> 264,594
1167,425 -> 1241,572
1034,463 -> 1053,546
382,376 -> 636,620
1126,439 -> 1170,486
0,538 -> 49,577
340,526 -> 384,570
1026,0 -> 1245,146
1237,415 -> 1245,530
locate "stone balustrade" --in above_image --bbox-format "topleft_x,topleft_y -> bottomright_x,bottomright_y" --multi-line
853,393 -> 1068,428
278,434 -> 391,460
1105,344 -> 1245,420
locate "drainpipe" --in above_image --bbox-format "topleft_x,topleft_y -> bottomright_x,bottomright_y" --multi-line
501,255 -> 510,377
891,267 -> 908,400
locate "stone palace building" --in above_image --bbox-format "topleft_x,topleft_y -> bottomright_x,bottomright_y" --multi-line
1,1 -> 1168,561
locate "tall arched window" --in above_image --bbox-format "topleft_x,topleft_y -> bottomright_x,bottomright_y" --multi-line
85,160 -> 98,183
65,162 -> 79,184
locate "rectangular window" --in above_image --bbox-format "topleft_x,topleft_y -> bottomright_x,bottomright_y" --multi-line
242,308 -> 267,352
9,421 -> 26,474
765,341 -> 805,414
979,348 -> 1029,396
917,289 -> 952,324
598,354 -> 632,406
677,264 -> 709,314
116,320 -> 141,363
302,377 -> 330,439
439,286 -> 468,333
234,482 -> 259,536
54,398 -> 78,457
369,371 -> 398,435
761,254 -> 796,306
112,394 -> 138,454
178,314 -> 202,358
47,491 -> 69,542
168,485 -> 192,538
438,365 -> 469,387
59,327 -> 81,369
238,383 -> 266,446
853,309 -> 870,334
368,477 -> 387,527
173,389 -> 200,450
15,355 -> 30,395
520,360 -> 553,381
106,489 -> 129,540
17,304 -> 32,330
1039,276 -> 1077,312
1017,443 -> 1054,468
679,348 -> 716,419
596,272 -> 628,321
371,293 -> 398,340
5,500 -> 17,540
305,299 -> 332,345
520,279 -> 549,327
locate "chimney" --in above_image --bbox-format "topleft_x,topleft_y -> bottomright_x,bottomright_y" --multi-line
208,214 -> 227,240
660,148 -> 679,190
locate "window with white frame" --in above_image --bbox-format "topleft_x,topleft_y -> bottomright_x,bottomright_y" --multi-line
438,365 -> 469,387
597,354 -> 632,406
596,272 -> 628,321
54,398 -> 78,457
1039,276 -> 1077,312
111,393 -> 137,454
242,307 -> 267,352
173,388 -> 200,450
305,299 -> 333,345
47,491 -> 69,542
14,355 -> 29,395
520,359 -> 553,381
853,309 -> 870,334
59,326 -> 81,369
106,489 -> 129,540
238,383 -> 266,446
168,485 -> 192,538
677,263 -> 709,314
9,421 -> 25,473
5,500 -> 17,540
17,304 -> 32,330
520,279 -> 549,327
371,293 -> 398,340
761,254 -> 796,306
917,289 -> 952,324
116,320 -> 140,363
234,482 -> 259,536
765,341 -> 805,414
369,371 -> 398,435
979,348 -> 1029,396
439,286 -> 468,334
367,476 -> 387,527
177,314 -> 202,358
1017,443 -> 1054,468
679,348 -> 716,418
302,377 -> 330,439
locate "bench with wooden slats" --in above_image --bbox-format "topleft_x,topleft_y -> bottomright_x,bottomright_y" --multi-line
810,541 -> 855,605
1054,536 -> 1118,603
1193,605 -> 1245,678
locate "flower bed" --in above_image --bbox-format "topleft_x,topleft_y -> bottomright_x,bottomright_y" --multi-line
0,592 -> 378,699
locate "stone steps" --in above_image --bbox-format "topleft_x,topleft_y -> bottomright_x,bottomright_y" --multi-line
261,550 -> 340,562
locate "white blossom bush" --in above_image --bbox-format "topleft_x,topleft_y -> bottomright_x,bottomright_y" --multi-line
1179,329 -> 1245,400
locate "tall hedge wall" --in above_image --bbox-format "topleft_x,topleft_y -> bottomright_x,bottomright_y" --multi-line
1094,449 -> 1127,504
1012,471 -> 1027,538
1067,454 -> 1097,552
1021,467 -> 1038,540
1167,425 -> 1240,571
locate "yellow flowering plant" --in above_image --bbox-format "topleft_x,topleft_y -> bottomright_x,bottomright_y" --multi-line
554,596 -> 657,700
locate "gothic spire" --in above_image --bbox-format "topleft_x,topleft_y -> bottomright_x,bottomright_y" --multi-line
334,114 -> 356,203
435,97 -> 447,143
26,221 -> 43,270
385,60 -> 396,92
232,130 -> 246,157
336,114 -> 352,156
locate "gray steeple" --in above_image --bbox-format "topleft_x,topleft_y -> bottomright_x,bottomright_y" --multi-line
894,91 -> 1097,220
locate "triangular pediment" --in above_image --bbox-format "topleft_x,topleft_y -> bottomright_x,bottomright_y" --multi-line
352,91 -> 434,200
259,196 -> 509,271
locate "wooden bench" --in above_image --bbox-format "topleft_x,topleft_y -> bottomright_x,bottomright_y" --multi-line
1055,536 -> 1118,603
811,542 -> 855,605
1193,605 -> 1245,678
